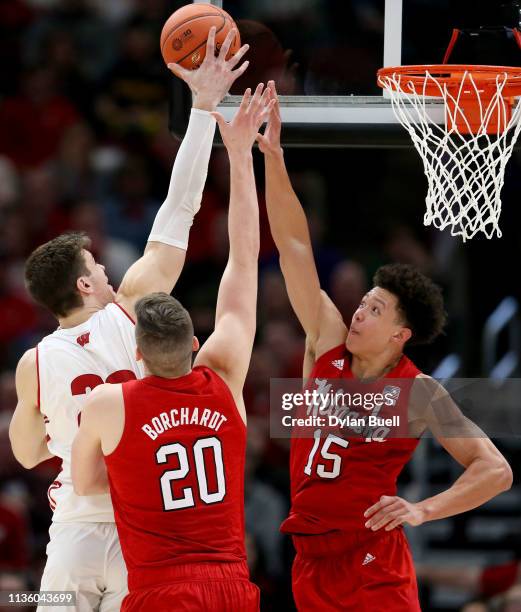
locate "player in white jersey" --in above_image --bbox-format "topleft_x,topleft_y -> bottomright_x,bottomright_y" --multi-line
8,28 -> 249,612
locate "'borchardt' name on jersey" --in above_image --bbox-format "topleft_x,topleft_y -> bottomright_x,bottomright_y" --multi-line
142,406 -> 227,440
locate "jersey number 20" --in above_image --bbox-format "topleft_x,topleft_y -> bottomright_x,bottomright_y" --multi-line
156,437 -> 226,511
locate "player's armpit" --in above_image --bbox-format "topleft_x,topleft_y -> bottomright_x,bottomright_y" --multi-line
71,387 -> 111,496
9,349 -> 53,469
302,335 -> 316,379
115,243 -> 186,319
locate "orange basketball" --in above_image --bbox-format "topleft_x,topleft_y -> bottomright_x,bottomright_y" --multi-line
160,3 -> 241,70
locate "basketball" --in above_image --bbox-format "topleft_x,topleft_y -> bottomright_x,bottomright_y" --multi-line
160,3 -> 241,69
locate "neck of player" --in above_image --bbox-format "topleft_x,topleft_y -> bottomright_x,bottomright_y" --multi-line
58,303 -> 106,329
350,348 -> 403,380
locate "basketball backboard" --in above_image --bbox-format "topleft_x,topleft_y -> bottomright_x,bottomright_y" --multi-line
169,0 -> 521,147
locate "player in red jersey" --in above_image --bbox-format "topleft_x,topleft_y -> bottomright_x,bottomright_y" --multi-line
257,82 -> 513,611
71,84 -> 274,611
9,28 -> 250,612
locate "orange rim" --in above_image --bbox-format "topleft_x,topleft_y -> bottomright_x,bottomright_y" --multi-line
378,64 -> 521,98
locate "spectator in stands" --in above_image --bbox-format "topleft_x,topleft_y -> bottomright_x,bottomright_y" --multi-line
329,259 -> 368,323
94,21 -> 167,143
68,200 -> 139,286
101,154 -> 160,251
0,66 -> 79,169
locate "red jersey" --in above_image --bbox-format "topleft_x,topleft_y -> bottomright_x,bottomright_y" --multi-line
281,345 -> 420,536
104,366 -> 247,580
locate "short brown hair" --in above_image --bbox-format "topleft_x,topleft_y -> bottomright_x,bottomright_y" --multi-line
135,293 -> 194,376
25,232 -> 91,317
373,264 -> 446,346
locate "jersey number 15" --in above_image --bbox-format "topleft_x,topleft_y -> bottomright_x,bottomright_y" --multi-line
304,428 -> 349,479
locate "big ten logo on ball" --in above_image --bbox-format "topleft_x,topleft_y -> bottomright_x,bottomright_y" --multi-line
172,29 -> 193,51
191,51 -> 202,66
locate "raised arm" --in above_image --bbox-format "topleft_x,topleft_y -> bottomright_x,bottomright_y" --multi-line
116,27 -> 250,318
257,82 -> 346,358
9,349 -> 53,469
194,85 -> 273,415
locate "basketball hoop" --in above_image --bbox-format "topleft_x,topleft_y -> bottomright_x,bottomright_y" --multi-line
377,65 -> 521,240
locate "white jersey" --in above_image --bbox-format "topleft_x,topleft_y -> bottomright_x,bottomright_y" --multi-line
37,302 -> 145,523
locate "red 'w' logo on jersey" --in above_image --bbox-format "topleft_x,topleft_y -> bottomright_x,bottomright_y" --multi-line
76,333 -> 90,347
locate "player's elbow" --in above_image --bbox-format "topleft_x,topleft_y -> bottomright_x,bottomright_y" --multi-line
9,433 -> 39,469
72,465 -> 105,496
72,473 -> 95,496
493,457 -> 513,493
483,455 -> 513,495
73,482 -> 90,496
13,452 -> 40,470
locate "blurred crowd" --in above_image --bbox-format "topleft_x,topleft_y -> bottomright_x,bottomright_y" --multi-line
0,1 -> 520,611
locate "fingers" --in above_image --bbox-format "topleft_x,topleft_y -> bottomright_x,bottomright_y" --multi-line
167,62 -> 188,80
385,517 -> 404,531
248,82 -> 265,114
364,495 -> 396,519
230,59 -> 249,82
239,88 -> 252,113
268,80 -> 279,100
218,27 -> 236,60
261,98 -> 276,121
227,43 -> 249,69
205,26 -> 216,60
267,80 -> 282,120
365,496 -> 404,531
366,505 -> 402,531
259,84 -> 272,108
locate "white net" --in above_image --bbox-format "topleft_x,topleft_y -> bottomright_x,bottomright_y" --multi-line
379,70 -> 521,241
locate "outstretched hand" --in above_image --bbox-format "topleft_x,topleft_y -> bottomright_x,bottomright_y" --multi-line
212,83 -> 275,155
256,80 -> 282,156
168,27 -> 249,111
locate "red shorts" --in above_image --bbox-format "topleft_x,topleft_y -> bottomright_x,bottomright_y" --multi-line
292,528 -> 421,611
123,561 -> 260,612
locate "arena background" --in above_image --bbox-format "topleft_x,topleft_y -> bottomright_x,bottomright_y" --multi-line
0,1 -> 520,610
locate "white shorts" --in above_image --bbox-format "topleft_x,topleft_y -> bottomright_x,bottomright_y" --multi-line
38,522 -> 127,612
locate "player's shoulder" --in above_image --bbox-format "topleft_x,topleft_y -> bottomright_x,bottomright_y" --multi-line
18,347 -> 37,367
14,348 -> 38,399
410,373 -> 447,404
89,383 -> 123,404
110,300 -> 135,324
415,372 -> 432,382
83,384 -> 124,422
16,348 -> 37,378
312,292 -> 348,360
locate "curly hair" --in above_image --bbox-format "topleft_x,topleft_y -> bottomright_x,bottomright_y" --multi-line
373,264 -> 446,346
25,232 -> 91,317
